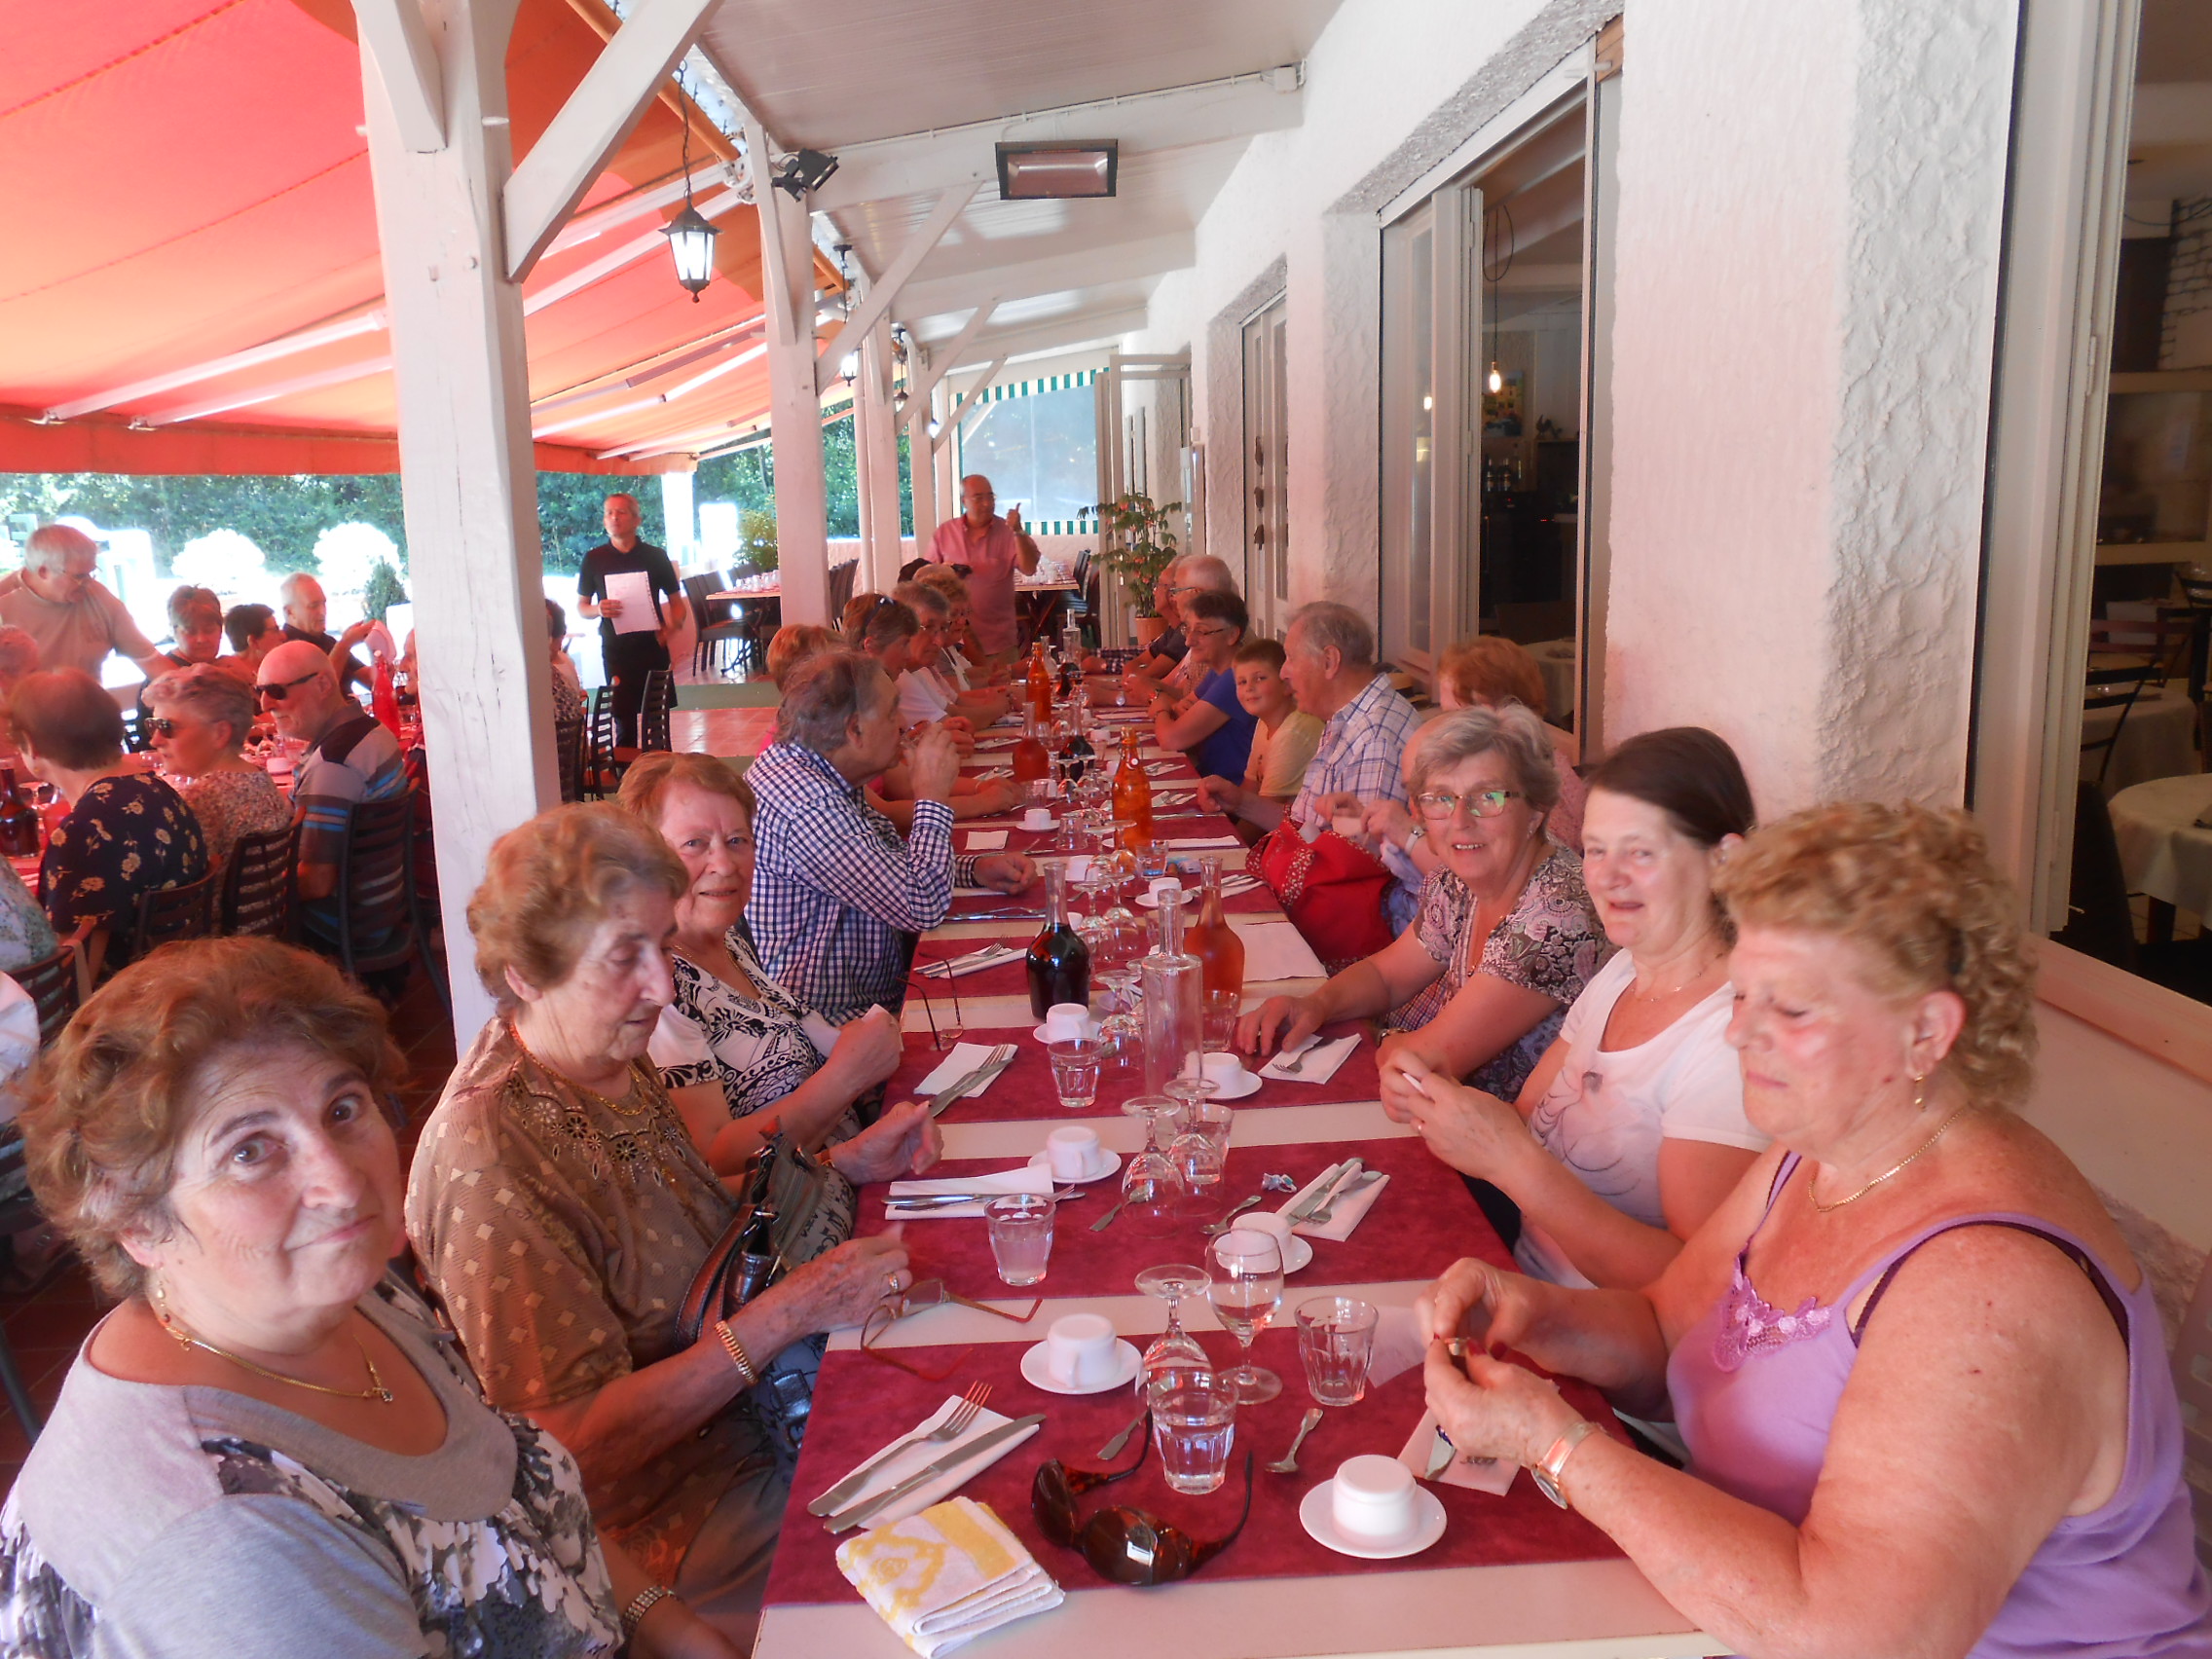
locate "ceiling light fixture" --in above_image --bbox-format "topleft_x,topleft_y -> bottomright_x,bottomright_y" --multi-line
772,148 -> 840,199
1482,202 -> 1516,398
663,84 -> 719,300
995,140 -> 1119,200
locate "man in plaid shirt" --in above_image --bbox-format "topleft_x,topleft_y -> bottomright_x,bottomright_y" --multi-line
749,651 -> 1035,1022
1196,602 -> 1423,924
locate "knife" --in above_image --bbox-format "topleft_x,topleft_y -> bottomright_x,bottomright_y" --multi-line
925,1065 -> 990,1114
1284,1160 -> 1358,1225
927,1047 -> 1016,1119
824,1413 -> 1047,1532
885,1187 -> 1083,1209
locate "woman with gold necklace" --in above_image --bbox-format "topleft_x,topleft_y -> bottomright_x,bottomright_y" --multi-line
1382,727 -> 1768,1295
0,937 -> 728,1656
1412,803 -> 2210,1658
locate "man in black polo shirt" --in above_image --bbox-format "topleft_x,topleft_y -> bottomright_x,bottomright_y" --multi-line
576,492 -> 686,748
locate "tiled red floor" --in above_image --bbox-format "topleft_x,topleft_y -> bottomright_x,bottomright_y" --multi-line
0,966 -> 457,1498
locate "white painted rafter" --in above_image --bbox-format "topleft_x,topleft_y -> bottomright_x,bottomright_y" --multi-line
813,182 -> 977,393
502,0 -> 724,281
899,299 -> 998,432
892,230 -> 1190,329
43,308 -> 387,421
934,357 -> 1005,454
351,0 -> 445,152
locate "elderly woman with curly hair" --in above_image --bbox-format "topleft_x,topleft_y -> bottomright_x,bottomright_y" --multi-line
407,804 -> 922,1649
143,662 -> 292,872
1417,803 -> 2211,1658
0,938 -> 724,1657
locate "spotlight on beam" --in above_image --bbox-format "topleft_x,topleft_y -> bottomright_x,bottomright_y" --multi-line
772,149 -> 840,199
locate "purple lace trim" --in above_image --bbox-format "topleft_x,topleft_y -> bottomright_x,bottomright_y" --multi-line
1711,1257 -> 1833,1373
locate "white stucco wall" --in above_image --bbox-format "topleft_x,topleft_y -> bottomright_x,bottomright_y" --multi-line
1602,0 -> 2019,813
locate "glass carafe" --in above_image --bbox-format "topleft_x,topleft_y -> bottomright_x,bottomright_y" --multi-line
1140,898 -> 1202,1102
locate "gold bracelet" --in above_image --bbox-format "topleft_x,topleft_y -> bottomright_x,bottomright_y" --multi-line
621,1582 -> 674,1637
715,1318 -> 758,1386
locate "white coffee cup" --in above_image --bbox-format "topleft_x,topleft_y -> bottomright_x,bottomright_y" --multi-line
1043,1002 -> 1091,1043
1148,876 -> 1184,906
1229,1209 -> 1295,1260
1200,1051 -> 1246,1091
1062,854 -> 1093,883
1043,1312 -> 1120,1389
1331,1454 -> 1419,1541
1045,1125 -> 1102,1182
1023,806 -> 1055,830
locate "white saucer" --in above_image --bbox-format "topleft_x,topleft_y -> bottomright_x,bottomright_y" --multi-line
1027,1148 -> 1124,1184
1020,1338 -> 1143,1395
1034,1021 -> 1103,1044
1201,1071 -> 1262,1100
1212,1231 -> 1312,1273
1135,888 -> 1190,909
1298,1480 -> 1447,1560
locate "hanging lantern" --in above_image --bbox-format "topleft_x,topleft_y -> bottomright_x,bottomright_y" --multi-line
664,202 -> 720,300
893,387 -> 909,416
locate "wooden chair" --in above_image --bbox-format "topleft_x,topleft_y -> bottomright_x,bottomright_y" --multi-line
14,943 -> 79,1048
2172,1250 -> 2212,1570
221,826 -> 297,940
130,871 -> 217,958
309,790 -> 448,1012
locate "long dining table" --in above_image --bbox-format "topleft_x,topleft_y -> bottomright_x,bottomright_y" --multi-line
753,715 -> 1715,1659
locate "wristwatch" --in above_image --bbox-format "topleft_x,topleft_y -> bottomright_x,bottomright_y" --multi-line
1530,1419 -> 1601,1510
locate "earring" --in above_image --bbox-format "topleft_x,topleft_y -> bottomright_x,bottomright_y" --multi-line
1909,1072 -> 1927,1111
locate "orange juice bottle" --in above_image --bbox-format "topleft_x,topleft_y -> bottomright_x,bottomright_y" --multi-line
1184,855 -> 1245,999
1113,734 -> 1154,848
1027,642 -> 1053,722
1011,707 -> 1051,786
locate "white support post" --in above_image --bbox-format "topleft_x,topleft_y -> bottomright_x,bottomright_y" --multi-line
746,119 -> 831,624
501,0 -> 722,279
813,184 -> 978,395
356,0 -> 558,1042
908,346 -> 939,551
933,380 -> 958,523
352,0 -> 445,152
860,315 -> 904,588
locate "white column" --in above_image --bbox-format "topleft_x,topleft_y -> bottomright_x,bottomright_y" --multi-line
746,120 -> 831,625
860,315 -> 905,586
907,351 -> 939,559
357,0 -> 556,1041
659,469 -> 696,567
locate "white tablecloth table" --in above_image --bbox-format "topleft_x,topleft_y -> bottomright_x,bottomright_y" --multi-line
2083,684 -> 2200,796
2110,773 -> 2212,918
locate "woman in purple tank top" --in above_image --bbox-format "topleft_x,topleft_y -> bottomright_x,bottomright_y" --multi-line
1413,803 -> 2211,1658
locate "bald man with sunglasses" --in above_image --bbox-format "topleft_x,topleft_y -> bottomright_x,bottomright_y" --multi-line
255,640 -> 408,907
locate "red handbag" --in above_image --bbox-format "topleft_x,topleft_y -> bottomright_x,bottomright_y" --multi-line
1252,824 -> 1395,973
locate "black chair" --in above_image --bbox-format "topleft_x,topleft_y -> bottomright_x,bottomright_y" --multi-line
683,574 -> 746,678
14,943 -> 78,1047
1067,548 -> 1095,647
555,714 -> 586,804
2053,782 -> 2138,972
220,826 -> 297,940
638,668 -> 675,754
302,791 -> 447,1012
829,559 -> 859,617
130,871 -> 217,958
0,1132 -> 47,1439
583,686 -> 624,798
2082,660 -> 2155,792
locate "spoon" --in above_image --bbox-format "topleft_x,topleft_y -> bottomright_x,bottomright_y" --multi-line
1200,1194 -> 1267,1235
1088,1195 -> 1129,1233
1267,1407 -> 1324,1474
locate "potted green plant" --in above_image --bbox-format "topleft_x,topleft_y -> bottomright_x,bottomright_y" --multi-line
737,507 -> 778,574
1082,492 -> 1183,648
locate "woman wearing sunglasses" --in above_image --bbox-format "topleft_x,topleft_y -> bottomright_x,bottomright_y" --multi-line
1239,705 -> 1607,1111
144,663 -> 291,873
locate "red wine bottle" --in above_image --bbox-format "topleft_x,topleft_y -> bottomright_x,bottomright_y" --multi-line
1026,862 -> 1092,1018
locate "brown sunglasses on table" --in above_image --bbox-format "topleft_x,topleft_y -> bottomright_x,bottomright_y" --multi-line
859,1278 -> 1042,1381
1030,1422 -> 1256,1586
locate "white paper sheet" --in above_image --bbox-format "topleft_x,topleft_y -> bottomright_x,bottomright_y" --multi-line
604,570 -> 659,634
1231,918 -> 1328,981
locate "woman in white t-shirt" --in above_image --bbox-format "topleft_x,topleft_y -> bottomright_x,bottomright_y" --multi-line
1381,727 -> 1766,1291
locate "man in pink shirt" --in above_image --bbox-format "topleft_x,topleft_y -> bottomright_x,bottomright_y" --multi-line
926,474 -> 1039,665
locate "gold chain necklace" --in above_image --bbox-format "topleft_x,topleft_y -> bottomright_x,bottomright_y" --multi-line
157,1307 -> 394,1403
1807,1100 -> 1973,1214
509,1020 -> 653,1118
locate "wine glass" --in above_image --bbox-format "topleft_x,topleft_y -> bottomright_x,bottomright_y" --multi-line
1207,1229 -> 1285,1403
1095,912 -> 1146,1056
1168,1096 -> 1234,1218
1135,1263 -> 1212,1391
1119,1143 -> 1187,1240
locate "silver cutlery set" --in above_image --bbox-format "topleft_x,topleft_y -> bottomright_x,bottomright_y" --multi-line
924,1044 -> 1017,1116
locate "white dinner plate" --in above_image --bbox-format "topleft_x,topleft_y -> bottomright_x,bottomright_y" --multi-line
1020,1339 -> 1143,1396
1298,1480 -> 1447,1560
1026,1148 -> 1124,1184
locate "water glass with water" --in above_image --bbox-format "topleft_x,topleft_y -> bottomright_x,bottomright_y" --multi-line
1147,1363 -> 1236,1494
984,1194 -> 1055,1286
1295,1295 -> 1379,1407
1047,1038 -> 1102,1110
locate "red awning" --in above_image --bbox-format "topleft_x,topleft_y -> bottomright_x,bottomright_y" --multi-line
0,0 -> 828,473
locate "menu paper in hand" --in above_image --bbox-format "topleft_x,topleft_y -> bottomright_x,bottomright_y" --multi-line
1258,1033 -> 1358,1085
885,1166 -> 1052,1219
602,570 -> 659,634
837,1496 -> 1062,1655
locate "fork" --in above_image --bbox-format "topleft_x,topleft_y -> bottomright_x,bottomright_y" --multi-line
805,1382 -> 992,1515
1272,1039 -> 1319,1076
1307,1170 -> 1382,1226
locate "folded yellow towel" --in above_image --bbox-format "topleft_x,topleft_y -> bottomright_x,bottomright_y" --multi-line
835,1497 -> 1063,1657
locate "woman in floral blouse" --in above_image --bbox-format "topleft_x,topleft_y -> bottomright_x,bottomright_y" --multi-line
10,670 -> 205,981
144,663 -> 292,873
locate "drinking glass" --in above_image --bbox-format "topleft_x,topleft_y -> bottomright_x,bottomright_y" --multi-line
1169,1097 -> 1234,1213
1134,1264 -> 1212,1390
1201,989 -> 1240,1055
1295,1296 -> 1379,1407
1137,839 -> 1172,886
1047,1039 -> 1102,1111
984,1194 -> 1056,1286
1147,1363 -> 1236,1495
1207,1230 -> 1284,1403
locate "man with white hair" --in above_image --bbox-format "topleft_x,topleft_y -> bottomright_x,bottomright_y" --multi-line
0,525 -> 167,682
254,639 -> 407,907
279,571 -> 372,687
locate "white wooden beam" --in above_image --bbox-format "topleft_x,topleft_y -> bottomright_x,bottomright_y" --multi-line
909,350 -> 940,545
934,358 -> 1004,456
747,115 -> 833,625
502,0 -> 721,280
858,313 -> 904,588
814,183 -> 977,394
352,0 -> 446,152
941,304 -> 1151,372
894,230 -> 1191,326
357,0 -> 558,1042
900,299 -> 997,433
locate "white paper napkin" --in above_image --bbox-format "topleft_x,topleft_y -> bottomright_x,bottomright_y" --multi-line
826,1401 -> 1051,1541
965,830 -> 1009,850
1257,1032 -> 1359,1085
918,1043 -> 1010,1093
1277,1163 -> 1389,1241
885,1165 -> 1053,1219
918,944 -> 1019,979
1234,919 -> 1328,982
1396,1409 -> 1516,1496
1167,834 -> 1242,850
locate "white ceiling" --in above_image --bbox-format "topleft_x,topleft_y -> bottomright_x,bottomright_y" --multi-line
698,0 -> 1344,365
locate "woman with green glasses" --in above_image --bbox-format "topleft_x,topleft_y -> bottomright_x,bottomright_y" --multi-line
1238,704 -> 1607,1105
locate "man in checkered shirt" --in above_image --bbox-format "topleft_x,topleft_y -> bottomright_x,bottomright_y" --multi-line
748,650 -> 1036,1023
1196,602 -> 1423,926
